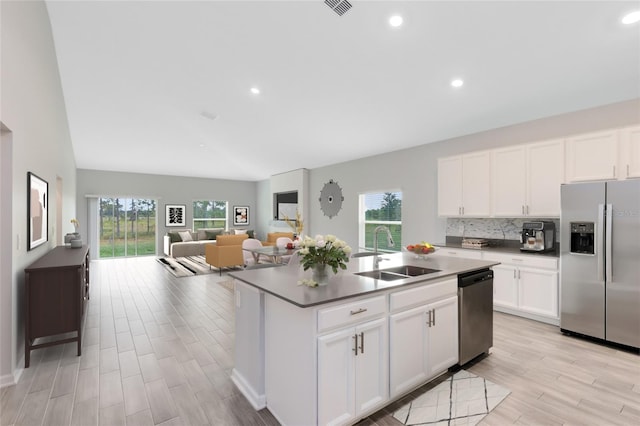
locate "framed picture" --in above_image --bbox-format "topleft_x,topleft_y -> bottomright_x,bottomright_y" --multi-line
233,206 -> 249,226
27,172 -> 48,250
165,204 -> 186,227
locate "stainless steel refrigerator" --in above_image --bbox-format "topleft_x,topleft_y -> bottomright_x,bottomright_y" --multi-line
560,180 -> 640,349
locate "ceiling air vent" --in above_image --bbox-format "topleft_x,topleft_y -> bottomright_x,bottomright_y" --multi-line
325,0 -> 352,16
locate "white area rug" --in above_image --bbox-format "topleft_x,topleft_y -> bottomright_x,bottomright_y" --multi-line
392,370 -> 510,426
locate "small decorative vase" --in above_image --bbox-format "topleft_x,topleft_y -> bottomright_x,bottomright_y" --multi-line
312,263 -> 331,286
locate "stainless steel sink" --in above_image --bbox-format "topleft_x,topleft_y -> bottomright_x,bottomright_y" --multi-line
355,265 -> 441,281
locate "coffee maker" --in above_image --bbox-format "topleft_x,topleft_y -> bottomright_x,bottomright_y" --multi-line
521,221 -> 556,252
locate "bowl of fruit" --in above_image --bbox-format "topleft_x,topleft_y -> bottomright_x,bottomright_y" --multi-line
406,242 -> 436,259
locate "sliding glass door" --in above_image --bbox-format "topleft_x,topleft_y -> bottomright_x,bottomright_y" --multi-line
99,197 -> 156,258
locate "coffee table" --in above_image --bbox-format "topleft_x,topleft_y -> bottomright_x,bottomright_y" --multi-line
244,246 -> 298,264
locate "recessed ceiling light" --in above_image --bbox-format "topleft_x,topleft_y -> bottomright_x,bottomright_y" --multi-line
389,15 -> 403,27
451,79 -> 464,88
250,87 -> 260,95
622,10 -> 640,25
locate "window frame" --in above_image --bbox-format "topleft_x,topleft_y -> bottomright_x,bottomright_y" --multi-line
358,190 -> 402,252
192,200 -> 229,231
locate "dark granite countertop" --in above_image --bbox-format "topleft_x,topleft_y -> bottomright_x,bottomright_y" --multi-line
433,237 -> 559,258
229,252 -> 498,308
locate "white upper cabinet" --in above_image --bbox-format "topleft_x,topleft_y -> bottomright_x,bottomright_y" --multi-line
438,151 -> 491,217
565,129 -> 619,182
468,139 -> 563,218
491,146 -> 527,217
620,125 -> 640,179
526,139 -> 564,216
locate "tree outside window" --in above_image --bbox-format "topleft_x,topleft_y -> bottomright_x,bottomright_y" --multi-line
359,191 -> 402,252
193,200 -> 227,230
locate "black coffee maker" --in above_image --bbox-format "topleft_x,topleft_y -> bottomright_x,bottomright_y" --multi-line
521,221 -> 556,252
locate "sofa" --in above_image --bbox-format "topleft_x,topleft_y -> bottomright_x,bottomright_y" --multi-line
205,234 -> 249,275
262,232 -> 294,247
164,228 -> 256,257
163,228 -> 224,257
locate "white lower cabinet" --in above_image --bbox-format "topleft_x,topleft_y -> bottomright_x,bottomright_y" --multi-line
318,318 -> 388,426
488,254 -> 559,323
389,295 -> 458,398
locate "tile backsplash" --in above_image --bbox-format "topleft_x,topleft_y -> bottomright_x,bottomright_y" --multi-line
446,218 -> 560,242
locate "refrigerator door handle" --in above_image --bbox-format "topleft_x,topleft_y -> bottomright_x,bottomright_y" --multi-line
597,204 -> 605,282
605,203 -> 613,282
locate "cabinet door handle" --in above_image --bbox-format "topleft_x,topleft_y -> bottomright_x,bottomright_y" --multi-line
350,308 -> 367,316
613,165 -> 616,178
359,332 -> 364,354
518,270 -> 521,279
526,205 -> 529,215
462,206 -> 464,215
513,269 -> 516,279
353,334 -> 358,355
432,309 -> 436,326
627,164 -> 630,178
426,310 -> 432,327
522,205 -> 525,215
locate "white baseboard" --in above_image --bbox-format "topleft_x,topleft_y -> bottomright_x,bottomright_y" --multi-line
231,368 -> 266,410
0,364 -> 23,389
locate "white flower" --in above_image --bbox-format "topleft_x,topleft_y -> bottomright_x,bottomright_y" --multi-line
304,237 -> 316,247
298,248 -> 309,255
316,240 -> 326,248
315,234 -> 324,242
333,239 -> 345,248
325,235 -> 336,243
343,245 -> 352,255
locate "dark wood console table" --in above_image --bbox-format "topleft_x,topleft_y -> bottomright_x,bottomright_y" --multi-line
24,245 -> 90,367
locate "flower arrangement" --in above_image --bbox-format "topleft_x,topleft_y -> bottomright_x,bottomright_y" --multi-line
298,234 -> 352,287
70,218 -> 80,232
406,241 -> 435,254
283,210 -> 304,237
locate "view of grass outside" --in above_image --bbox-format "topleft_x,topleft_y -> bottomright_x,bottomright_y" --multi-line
193,200 -> 227,231
99,198 -> 156,258
362,192 -> 402,252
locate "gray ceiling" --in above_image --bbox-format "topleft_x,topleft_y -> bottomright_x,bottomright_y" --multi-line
45,0 -> 640,181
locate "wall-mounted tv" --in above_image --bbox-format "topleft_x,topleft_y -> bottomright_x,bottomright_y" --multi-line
274,191 -> 298,220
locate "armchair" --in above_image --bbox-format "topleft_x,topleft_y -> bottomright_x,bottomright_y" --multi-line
205,234 -> 249,275
262,232 -> 294,247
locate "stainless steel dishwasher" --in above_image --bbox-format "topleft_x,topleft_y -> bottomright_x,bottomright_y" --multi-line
458,269 -> 494,365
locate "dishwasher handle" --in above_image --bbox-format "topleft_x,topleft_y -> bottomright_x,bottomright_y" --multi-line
458,269 -> 493,288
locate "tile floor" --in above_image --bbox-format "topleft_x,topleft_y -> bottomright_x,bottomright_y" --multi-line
1,256 -> 639,425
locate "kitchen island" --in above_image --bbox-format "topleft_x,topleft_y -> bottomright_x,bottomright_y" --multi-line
229,252 -> 498,426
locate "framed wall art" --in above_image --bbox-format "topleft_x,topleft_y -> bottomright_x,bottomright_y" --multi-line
27,172 -> 48,250
233,206 -> 249,226
165,204 -> 186,227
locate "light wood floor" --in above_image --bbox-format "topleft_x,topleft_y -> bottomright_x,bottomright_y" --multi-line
1,257 -> 638,425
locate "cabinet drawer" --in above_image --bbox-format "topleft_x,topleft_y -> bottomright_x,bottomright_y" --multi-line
433,247 -> 483,259
390,278 -> 457,313
482,252 -> 558,270
317,295 -> 386,332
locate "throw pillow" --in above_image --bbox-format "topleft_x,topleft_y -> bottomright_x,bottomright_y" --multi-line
205,229 -> 222,240
168,231 -> 182,243
178,230 -> 193,242
234,229 -> 247,235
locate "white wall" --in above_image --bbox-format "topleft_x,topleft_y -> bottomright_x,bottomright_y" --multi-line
302,99 -> 640,250
0,0 -> 77,385
75,169 -> 257,256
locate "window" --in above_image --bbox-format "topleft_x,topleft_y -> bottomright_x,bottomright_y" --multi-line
359,191 -> 402,252
98,197 -> 156,258
193,200 -> 227,230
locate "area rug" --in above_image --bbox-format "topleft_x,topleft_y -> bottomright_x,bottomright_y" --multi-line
392,370 -> 510,426
157,255 -> 215,277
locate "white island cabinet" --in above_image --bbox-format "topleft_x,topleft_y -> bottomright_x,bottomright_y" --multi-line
229,253 -> 498,426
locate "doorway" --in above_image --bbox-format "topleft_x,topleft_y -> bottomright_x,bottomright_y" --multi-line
98,197 -> 156,258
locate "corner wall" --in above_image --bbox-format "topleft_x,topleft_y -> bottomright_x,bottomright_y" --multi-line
1,0 -> 77,385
